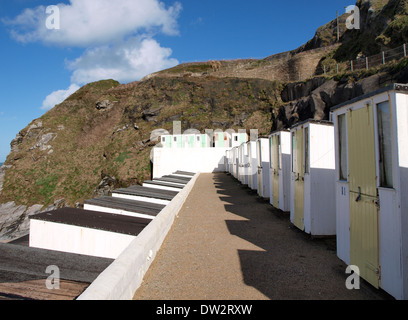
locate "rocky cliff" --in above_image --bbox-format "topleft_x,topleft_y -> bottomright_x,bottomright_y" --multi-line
0,0 -> 407,242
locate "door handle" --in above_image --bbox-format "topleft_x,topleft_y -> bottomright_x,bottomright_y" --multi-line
355,187 -> 362,202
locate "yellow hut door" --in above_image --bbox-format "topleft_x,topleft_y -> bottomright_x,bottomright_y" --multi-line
257,141 -> 263,195
293,128 -> 304,231
347,106 -> 380,289
248,145 -> 252,187
272,136 -> 280,208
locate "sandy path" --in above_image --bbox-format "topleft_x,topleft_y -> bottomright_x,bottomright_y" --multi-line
134,173 -> 391,300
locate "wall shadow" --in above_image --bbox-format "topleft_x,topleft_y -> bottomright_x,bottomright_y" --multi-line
212,173 -> 392,300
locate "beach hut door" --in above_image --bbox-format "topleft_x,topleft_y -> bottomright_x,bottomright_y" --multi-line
272,136 -> 280,208
257,141 -> 263,195
293,128 -> 304,231
347,106 -> 380,289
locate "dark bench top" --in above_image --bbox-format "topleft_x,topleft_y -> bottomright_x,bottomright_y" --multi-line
143,181 -> 184,189
164,175 -> 192,182
113,186 -> 178,201
30,207 -> 152,236
154,177 -> 189,185
0,242 -> 113,288
84,196 -> 165,216
174,171 -> 196,176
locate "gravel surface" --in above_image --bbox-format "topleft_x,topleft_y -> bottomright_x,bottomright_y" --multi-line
134,173 -> 393,300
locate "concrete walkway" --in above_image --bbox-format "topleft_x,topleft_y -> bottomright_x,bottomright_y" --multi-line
133,173 -> 392,300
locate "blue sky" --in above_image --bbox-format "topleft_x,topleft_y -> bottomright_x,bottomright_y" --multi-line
0,0 -> 353,162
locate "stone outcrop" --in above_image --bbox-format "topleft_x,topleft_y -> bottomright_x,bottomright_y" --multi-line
0,198 -> 68,242
96,100 -> 112,110
0,164 -> 11,194
0,202 -> 43,242
274,65 -> 408,130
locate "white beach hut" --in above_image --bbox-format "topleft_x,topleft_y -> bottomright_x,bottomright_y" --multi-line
232,132 -> 249,148
160,135 -> 173,148
290,120 -> 336,236
256,138 -> 271,199
269,130 -> 291,212
238,143 -> 248,185
196,134 -> 211,148
246,141 -> 258,191
331,83 -> 408,300
214,131 -> 232,148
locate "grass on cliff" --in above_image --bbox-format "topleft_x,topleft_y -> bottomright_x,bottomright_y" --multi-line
1,77 -> 282,208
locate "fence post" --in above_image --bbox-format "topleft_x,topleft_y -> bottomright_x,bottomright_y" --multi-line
404,44 -> 407,57
382,52 -> 385,65
366,57 -> 369,70
350,60 -> 353,72
324,65 -> 326,75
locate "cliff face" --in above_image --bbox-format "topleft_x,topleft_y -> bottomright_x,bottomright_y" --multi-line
0,77 -> 282,217
1,0 -> 407,241
274,60 -> 408,130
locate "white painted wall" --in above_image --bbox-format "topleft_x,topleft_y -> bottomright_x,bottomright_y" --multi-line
257,138 -> 270,199
269,131 -> 291,212
247,141 -> 258,190
396,92 -> 408,300
290,122 -> 336,236
152,147 -> 228,179
308,123 -> 336,236
30,220 -> 136,259
280,132 -> 291,212
393,93 -> 408,300
78,173 -> 199,300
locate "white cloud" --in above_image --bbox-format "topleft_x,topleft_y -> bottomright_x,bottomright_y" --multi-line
41,83 -> 80,110
4,0 -> 182,47
5,0 -> 182,110
68,37 -> 179,84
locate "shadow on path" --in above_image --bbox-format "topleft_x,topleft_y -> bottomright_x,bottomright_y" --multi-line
213,173 -> 392,300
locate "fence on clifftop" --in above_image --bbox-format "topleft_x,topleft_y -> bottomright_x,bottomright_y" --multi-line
314,43 -> 408,78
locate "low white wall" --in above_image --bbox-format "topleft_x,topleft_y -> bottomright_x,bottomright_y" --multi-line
152,147 -> 228,179
30,220 -> 136,260
77,173 -> 199,300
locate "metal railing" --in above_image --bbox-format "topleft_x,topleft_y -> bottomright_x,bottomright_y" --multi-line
315,43 -> 407,77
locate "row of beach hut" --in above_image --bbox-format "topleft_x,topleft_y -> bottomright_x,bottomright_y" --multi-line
226,83 -> 408,300
160,131 -> 249,149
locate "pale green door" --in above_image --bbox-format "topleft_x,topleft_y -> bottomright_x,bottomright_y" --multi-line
293,128 -> 304,231
201,135 -> 207,148
188,135 -> 194,148
347,106 -> 380,289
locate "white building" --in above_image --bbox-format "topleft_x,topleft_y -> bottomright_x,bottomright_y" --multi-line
238,143 -> 248,185
247,141 -> 258,191
269,130 -> 291,212
290,120 -> 336,236
232,132 -> 249,148
331,83 -> 408,300
256,138 -> 271,199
